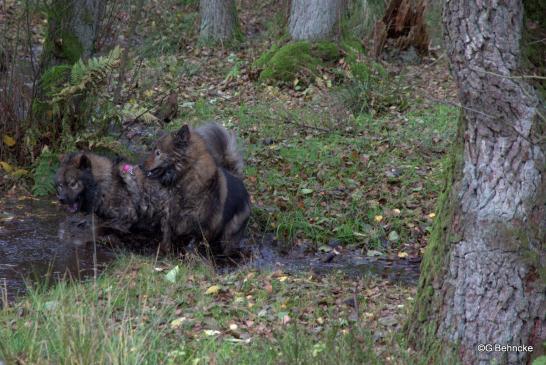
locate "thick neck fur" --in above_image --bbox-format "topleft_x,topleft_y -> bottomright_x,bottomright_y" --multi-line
174,130 -> 217,196
81,153 -> 116,214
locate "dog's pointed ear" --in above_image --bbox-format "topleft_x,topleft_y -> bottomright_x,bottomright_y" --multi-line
78,154 -> 92,170
174,125 -> 190,148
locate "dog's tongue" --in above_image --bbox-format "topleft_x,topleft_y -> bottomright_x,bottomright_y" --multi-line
122,164 -> 134,174
67,203 -> 79,213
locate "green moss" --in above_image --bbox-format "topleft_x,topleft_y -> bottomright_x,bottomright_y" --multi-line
58,32 -> 84,63
41,0 -> 85,67
43,31 -> 83,65
340,38 -> 365,55
404,114 -> 465,363
312,42 -> 340,62
253,44 -> 279,68
256,41 -> 341,83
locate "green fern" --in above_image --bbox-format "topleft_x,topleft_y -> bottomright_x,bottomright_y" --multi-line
61,131 -> 133,159
32,147 -> 59,196
121,102 -> 159,124
40,64 -> 72,96
54,46 -> 121,101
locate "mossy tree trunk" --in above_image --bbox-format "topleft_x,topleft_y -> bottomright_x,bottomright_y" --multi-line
199,0 -> 239,43
40,0 -> 105,70
408,0 -> 546,364
288,0 -> 345,41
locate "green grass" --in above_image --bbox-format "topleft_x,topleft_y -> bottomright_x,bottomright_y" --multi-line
215,102 -> 458,249
160,98 -> 457,250
0,255 -> 416,364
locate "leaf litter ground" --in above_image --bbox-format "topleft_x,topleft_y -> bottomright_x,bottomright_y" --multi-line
0,0 -> 459,362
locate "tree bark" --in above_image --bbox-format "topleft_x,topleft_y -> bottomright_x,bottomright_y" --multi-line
288,0 -> 345,41
199,0 -> 239,43
408,0 -> 546,364
41,0 -> 105,69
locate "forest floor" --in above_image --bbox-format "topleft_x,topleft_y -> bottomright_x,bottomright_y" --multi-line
0,0 -> 459,363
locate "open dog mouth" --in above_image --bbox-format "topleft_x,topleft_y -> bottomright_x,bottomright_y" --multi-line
67,202 -> 80,213
58,196 -> 81,213
146,167 -> 164,179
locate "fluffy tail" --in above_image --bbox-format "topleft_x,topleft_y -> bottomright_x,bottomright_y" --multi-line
196,122 -> 244,178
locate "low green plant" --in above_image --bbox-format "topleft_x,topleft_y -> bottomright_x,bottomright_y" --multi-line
254,41 -> 340,84
140,11 -> 198,57
34,46 -> 122,141
32,147 -> 59,196
341,59 -> 409,116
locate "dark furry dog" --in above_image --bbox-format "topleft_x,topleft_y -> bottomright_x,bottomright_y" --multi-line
55,152 -> 140,234
55,122 -> 247,252
142,123 -> 251,254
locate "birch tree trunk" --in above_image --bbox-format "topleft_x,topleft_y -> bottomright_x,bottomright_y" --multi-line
408,0 -> 546,364
288,0 -> 345,41
199,0 -> 239,42
41,0 -> 104,69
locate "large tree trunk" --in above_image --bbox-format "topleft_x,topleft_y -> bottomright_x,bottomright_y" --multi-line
408,0 -> 546,364
288,0 -> 345,41
41,0 -> 104,69
199,0 -> 239,43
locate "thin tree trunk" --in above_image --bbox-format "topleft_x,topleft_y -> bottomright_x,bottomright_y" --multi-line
113,0 -> 145,104
41,0 -> 105,69
199,0 -> 239,42
288,0 -> 345,41
408,0 -> 546,364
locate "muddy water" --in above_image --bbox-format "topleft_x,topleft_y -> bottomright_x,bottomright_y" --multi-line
0,197 -> 420,305
247,237 -> 421,285
0,197 -> 115,304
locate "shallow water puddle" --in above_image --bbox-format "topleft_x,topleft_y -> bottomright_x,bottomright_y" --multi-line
0,197 -> 115,303
0,197 -> 419,305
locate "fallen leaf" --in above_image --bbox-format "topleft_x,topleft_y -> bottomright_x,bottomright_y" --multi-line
44,301 -> 58,310
388,231 -> 400,242
300,188 -> 313,195
367,250 -> 383,257
12,169 -> 28,177
318,245 -> 332,253
205,285 -> 220,295
170,317 -> 187,329
397,251 -> 409,258
164,265 -> 180,283
378,315 -> 398,327
374,215 -> 383,223
226,338 -> 251,344
2,135 -> 16,147
0,161 -> 13,173
203,329 -> 221,336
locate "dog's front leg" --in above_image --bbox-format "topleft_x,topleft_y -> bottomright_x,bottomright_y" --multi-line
159,211 -> 173,255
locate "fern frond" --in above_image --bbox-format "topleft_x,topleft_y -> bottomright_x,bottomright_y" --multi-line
32,147 -> 59,196
121,103 -> 159,124
55,46 -> 122,101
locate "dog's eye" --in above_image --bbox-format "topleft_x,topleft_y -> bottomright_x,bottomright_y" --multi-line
69,181 -> 78,189
155,150 -> 161,157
